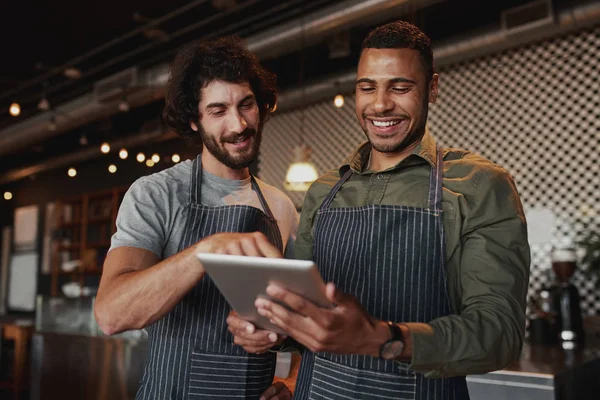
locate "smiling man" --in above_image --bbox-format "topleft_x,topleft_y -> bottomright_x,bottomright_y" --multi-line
227,21 -> 530,399
94,36 -> 297,400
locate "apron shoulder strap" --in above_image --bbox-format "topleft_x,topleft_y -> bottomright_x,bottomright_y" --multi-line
427,146 -> 444,210
190,155 -> 203,205
250,176 -> 277,221
319,169 -> 353,211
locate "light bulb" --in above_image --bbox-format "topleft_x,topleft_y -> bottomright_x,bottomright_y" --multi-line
108,164 -> 117,173
136,152 -> 146,162
151,154 -> 160,163
118,100 -> 130,112
119,149 -> 128,159
67,168 -> 77,177
334,94 -> 344,108
100,143 -> 110,154
9,103 -> 20,117
146,159 -> 155,167
171,154 -> 181,163
3,192 -> 12,200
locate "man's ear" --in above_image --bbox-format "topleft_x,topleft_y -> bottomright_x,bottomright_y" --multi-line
190,121 -> 198,132
429,73 -> 439,103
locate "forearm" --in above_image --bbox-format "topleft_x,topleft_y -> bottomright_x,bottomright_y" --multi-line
94,245 -> 205,334
405,306 -> 524,377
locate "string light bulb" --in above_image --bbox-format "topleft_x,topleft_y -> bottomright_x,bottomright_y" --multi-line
146,159 -> 155,167
151,153 -> 160,163
334,94 -> 344,108
171,154 -> 181,163
108,164 -> 117,173
9,103 -> 21,117
136,152 -> 146,162
67,168 -> 77,177
3,192 -> 12,200
100,143 -> 110,154
119,148 -> 128,159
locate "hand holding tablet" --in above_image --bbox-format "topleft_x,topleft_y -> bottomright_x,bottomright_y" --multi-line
196,253 -> 333,334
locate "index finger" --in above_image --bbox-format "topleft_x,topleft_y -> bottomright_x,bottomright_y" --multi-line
250,232 -> 283,258
226,313 -> 256,333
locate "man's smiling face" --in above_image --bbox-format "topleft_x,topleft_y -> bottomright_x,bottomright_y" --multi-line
355,48 -> 438,154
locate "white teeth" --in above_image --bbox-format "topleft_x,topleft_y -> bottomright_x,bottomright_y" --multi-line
372,120 -> 400,127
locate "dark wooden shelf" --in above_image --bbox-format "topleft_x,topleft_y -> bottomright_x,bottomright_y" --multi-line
58,220 -> 82,228
58,267 -> 102,275
58,243 -> 81,250
51,186 -> 127,296
87,241 -> 111,248
88,216 -> 112,223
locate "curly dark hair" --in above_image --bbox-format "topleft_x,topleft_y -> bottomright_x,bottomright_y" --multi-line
361,21 -> 434,84
163,35 -> 277,140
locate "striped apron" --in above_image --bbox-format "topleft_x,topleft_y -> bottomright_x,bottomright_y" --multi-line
293,147 -> 469,400
136,155 -> 283,399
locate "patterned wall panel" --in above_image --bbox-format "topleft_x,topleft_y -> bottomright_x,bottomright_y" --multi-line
259,25 -> 600,316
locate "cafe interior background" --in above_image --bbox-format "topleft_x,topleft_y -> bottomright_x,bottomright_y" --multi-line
0,0 -> 599,399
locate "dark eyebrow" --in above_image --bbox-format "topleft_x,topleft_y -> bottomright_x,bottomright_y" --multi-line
356,77 -> 417,85
238,94 -> 256,105
390,77 -> 417,85
356,78 -> 376,85
205,94 -> 255,109
205,102 -> 227,109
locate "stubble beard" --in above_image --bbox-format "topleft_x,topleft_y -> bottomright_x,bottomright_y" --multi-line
200,126 -> 262,170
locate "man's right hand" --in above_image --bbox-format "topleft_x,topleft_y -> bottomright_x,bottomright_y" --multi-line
195,231 -> 283,260
227,311 -> 285,354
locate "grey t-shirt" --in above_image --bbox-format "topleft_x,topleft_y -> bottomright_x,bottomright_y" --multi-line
110,160 -> 299,259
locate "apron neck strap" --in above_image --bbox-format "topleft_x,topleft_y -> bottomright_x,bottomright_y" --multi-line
190,155 -> 203,205
320,169 -> 353,211
427,146 -> 444,210
250,176 -> 276,220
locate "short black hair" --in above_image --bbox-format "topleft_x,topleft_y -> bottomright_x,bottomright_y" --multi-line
163,35 -> 277,139
361,21 -> 434,83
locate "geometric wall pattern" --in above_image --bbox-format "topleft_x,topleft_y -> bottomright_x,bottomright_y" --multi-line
259,25 -> 600,317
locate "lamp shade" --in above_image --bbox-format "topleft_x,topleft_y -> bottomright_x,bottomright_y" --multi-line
284,144 -> 318,192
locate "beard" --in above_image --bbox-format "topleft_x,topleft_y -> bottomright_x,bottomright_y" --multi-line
200,126 -> 262,170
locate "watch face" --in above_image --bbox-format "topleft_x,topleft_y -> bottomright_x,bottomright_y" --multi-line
382,340 -> 404,359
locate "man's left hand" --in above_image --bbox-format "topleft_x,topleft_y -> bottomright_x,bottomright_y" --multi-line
255,283 -> 389,356
260,382 -> 292,400
226,311 -> 285,354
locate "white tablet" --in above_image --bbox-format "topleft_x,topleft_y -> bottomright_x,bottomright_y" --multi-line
196,253 -> 332,334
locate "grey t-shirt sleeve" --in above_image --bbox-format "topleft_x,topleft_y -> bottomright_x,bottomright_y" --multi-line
110,177 -> 168,257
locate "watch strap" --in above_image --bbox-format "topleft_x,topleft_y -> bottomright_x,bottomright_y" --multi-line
378,321 -> 403,358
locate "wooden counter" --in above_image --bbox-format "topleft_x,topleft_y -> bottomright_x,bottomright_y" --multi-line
0,319 -> 34,400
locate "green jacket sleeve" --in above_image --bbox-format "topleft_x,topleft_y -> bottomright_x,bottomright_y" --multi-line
408,165 -> 530,377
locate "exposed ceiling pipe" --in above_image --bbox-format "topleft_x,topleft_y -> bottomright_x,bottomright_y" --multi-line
0,0 -> 211,104
3,0 -> 600,185
246,0 -> 442,60
277,0 -> 600,110
433,0 -> 600,67
0,0 -> 435,158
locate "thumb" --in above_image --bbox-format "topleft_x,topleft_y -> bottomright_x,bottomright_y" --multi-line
325,282 -> 344,305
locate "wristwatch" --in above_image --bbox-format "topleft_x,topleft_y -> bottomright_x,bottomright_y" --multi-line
379,321 -> 405,360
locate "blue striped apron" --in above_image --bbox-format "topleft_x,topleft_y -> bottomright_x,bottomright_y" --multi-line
136,155 -> 284,399
293,147 -> 469,400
